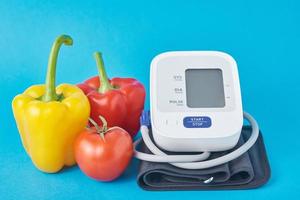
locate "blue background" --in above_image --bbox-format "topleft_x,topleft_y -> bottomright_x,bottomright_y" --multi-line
0,0 -> 299,199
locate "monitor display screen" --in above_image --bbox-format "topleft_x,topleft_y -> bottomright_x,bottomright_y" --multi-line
185,69 -> 225,108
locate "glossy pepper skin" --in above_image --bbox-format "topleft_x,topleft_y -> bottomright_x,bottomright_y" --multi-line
12,35 -> 90,173
77,52 -> 145,138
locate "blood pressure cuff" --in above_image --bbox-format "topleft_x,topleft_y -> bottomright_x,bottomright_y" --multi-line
136,126 -> 271,190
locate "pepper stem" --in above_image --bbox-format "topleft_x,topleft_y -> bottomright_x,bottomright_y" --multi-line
94,52 -> 114,93
42,35 -> 73,102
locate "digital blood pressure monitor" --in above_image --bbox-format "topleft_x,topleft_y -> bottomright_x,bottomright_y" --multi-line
150,51 -> 243,152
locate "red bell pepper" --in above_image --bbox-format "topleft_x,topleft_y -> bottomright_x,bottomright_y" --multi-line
77,52 -> 145,138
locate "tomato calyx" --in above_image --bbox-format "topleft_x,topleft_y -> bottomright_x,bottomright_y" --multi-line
88,116 -> 108,141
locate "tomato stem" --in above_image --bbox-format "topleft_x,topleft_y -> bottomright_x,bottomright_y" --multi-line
99,115 -> 108,132
88,117 -> 105,141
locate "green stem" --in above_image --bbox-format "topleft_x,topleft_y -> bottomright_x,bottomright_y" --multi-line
42,35 -> 73,102
94,52 -> 114,93
99,115 -> 108,132
88,118 -> 105,140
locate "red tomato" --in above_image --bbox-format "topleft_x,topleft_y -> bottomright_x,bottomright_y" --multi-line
74,125 -> 133,181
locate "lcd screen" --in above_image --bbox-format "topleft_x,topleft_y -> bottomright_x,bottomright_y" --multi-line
185,69 -> 225,108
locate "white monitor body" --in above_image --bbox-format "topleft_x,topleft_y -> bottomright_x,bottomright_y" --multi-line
150,51 -> 243,152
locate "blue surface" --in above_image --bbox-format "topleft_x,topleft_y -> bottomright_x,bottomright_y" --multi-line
0,0 -> 299,199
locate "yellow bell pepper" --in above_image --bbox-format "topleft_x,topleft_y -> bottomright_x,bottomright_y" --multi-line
12,35 -> 90,173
